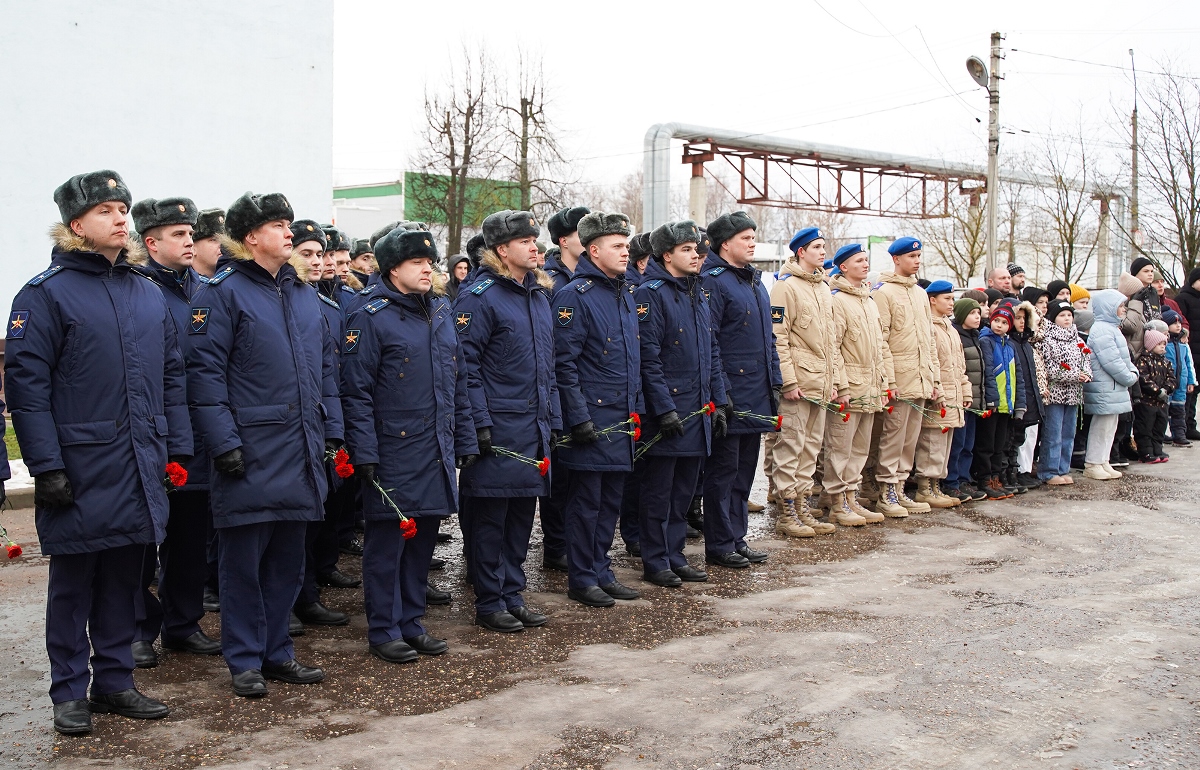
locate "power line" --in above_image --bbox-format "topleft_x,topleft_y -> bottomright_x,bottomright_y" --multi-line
1008,48 -> 1200,81
809,0 -> 892,38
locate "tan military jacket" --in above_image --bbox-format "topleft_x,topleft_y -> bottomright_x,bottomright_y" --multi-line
925,315 -> 970,428
829,273 -> 889,413
873,272 -> 940,400
769,258 -> 838,398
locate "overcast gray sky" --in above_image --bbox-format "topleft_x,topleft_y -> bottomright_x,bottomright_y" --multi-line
332,0 -> 1199,195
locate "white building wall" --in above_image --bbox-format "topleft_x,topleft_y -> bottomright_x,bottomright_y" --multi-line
0,1 -> 334,311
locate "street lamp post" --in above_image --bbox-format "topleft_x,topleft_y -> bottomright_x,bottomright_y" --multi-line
967,32 -> 1002,276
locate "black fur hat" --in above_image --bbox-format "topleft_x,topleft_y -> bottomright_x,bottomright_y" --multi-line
132,197 -> 198,236
697,228 -> 711,255
465,233 -> 487,269
577,211 -> 633,247
482,210 -> 540,249
321,225 -> 351,252
547,206 -> 590,245
194,209 -> 226,241
226,192 -> 294,241
54,170 -> 133,224
628,232 -> 653,262
706,211 -> 757,251
374,229 -> 439,275
290,219 -> 328,251
650,220 -> 701,258
350,238 -> 372,258
369,220 -> 425,249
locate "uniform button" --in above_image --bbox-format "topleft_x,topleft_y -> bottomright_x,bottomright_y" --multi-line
672,388 -> 678,393
739,368 -> 744,373
679,328 -> 684,332
404,357 -> 409,362
400,431 -> 406,436
452,355 -> 456,361
743,322 -> 748,327
597,399 -> 603,404
399,373 -> 405,378
603,350 -> 608,355
674,340 -> 680,345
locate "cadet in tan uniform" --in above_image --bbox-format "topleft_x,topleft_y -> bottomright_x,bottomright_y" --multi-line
824,244 -> 888,524
914,280 -> 968,508
769,228 -> 840,538
872,236 -> 940,516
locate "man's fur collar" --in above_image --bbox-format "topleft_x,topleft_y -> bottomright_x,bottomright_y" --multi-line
343,272 -> 364,291
50,222 -> 146,263
481,250 -> 555,291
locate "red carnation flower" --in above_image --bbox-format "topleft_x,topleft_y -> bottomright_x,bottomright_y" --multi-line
1078,342 -> 1086,348
399,517 -> 417,540
6,543 -> 21,559
629,412 -> 641,426
841,412 -> 850,422
941,426 -> 950,434
704,401 -> 716,415
1082,347 -> 1091,354
838,401 -> 847,412
1060,362 -> 1071,370
774,415 -> 783,430
335,447 -> 350,465
538,457 -> 550,476
983,409 -> 993,418
165,462 -> 188,489
886,405 -> 895,413
939,407 -> 947,418
632,426 -> 642,441
335,462 -> 355,479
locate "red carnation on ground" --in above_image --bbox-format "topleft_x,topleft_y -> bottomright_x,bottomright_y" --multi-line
164,462 -> 188,489
6,543 -> 21,559
538,457 -> 550,476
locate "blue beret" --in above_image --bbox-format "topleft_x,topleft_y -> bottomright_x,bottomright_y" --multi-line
789,227 -> 822,255
888,236 -> 922,256
822,258 -> 834,270
926,279 -> 954,296
833,243 -> 864,266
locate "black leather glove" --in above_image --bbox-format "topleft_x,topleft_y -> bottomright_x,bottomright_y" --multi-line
356,462 -> 377,484
550,430 -> 560,448
168,455 -> 192,466
571,420 -> 598,444
659,410 -> 685,438
324,439 -> 343,456
476,427 -> 492,455
456,454 -> 479,469
213,448 -> 245,479
713,405 -> 729,439
34,470 -> 73,509
771,386 -> 782,414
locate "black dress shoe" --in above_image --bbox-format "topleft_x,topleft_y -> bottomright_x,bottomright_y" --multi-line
88,688 -> 169,719
53,699 -> 92,735
1188,429 -> 1200,441
437,531 -> 453,543
162,630 -> 221,656
624,541 -> 641,557
508,605 -> 548,627
371,639 -> 419,664
643,569 -> 683,588
294,601 -> 349,626
685,523 -> 702,539
404,633 -> 449,655
262,658 -> 325,684
567,586 -> 615,607
202,587 -> 220,613
289,613 -> 306,637
475,610 -> 524,632
339,538 -> 364,556
231,670 -> 268,697
428,557 -> 446,571
426,586 -> 452,605
131,641 -> 158,669
317,569 -> 362,588
542,553 -> 569,572
600,581 -> 641,600
736,545 -> 768,563
673,565 -> 709,582
706,551 -> 750,569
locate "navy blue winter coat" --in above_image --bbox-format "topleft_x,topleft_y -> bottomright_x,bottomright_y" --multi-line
553,255 -> 643,472
341,280 -> 476,519
543,251 -> 575,292
5,229 -> 192,555
186,248 -> 343,528
636,260 -> 727,456
701,251 -> 782,434
454,256 -> 561,497
131,256 -> 210,490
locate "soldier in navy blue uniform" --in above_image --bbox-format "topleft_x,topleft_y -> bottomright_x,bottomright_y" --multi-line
5,171 -> 192,734
186,192 -> 343,698
342,228 -> 478,661
346,238 -> 372,292
553,211 -> 643,607
636,221 -> 729,586
128,197 -> 222,668
538,206 -> 590,571
617,231 -> 655,557
454,211 -> 560,632
701,211 -> 782,569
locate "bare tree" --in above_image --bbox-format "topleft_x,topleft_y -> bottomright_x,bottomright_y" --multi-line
411,46 -> 501,255
497,50 -> 575,219
1035,126 -> 1099,283
912,190 -> 987,285
594,169 -> 645,231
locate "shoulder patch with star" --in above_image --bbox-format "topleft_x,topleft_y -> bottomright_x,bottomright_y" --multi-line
770,306 -> 785,324
557,306 -> 575,326
189,307 -> 211,334
636,302 -> 650,322
7,310 -> 29,339
455,311 -> 472,333
343,329 -> 361,354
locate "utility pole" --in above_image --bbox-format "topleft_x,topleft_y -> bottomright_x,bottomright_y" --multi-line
1129,48 -> 1141,258
985,32 -> 1002,275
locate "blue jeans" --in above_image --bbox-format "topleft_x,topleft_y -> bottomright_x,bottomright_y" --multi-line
1039,403 -> 1078,479
946,412 -> 977,486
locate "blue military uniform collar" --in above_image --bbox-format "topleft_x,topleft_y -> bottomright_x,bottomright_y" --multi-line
703,250 -> 758,283
216,254 -> 298,288
48,246 -> 135,276
573,254 -> 626,292
642,258 -> 700,293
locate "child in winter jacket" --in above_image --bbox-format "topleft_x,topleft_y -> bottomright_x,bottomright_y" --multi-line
1036,300 -> 1092,484
1008,301 -> 1047,490
973,304 -> 1025,498
1134,328 -> 1177,462
947,298 -> 987,501
1162,309 -> 1197,445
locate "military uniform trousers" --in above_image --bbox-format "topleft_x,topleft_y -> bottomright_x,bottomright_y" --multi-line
916,425 -> 954,479
875,398 -> 926,484
618,455 -> 647,547
703,433 -> 761,557
217,520 -> 306,674
536,452 -> 569,560
296,493 -> 346,607
46,543 -> 144,703
639,455 -> 703,573
363,516 -> 439,645
769,398 -> 826,501
135,491 -> 212,644
564,470 -> 626,590
463,496 -> 536,614
823,411 -> 876,495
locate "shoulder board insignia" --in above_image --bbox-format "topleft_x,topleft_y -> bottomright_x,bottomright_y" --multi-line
645,279 -> 664,290
636,302 -> 650,321
196,274 -> 212,284
575,280 -> 594,293
363,298 -> 390,314
207,266 -> 235,285
557,306 -> 575,326
318,292 -> 340,309
770,306 -> 785,324
359,285 -> 376,296
707,267 -> 726,276
26,265 -> 63,286
470,278 -> 495,295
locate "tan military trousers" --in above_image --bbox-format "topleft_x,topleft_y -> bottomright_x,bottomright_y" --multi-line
823,410 -> 875,495
769,398 -> 825,500
915,425 -> 953,479
874,399 -> 925,484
